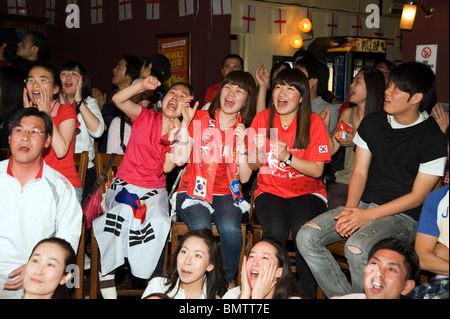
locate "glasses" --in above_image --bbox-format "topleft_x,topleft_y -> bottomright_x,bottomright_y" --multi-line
24,78 -> 53,84
12,128 -> 47,136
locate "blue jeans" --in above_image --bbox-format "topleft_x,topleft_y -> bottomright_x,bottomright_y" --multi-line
296,202 -> 417,298
176,193 -> 243,284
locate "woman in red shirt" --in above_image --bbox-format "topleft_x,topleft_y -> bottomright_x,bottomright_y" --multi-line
24,64 -> 81,201
172,70 -> 257,287
248,68 -> 331,298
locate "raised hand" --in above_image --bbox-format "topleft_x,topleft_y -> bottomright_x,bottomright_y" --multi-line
34,86 -> 54,115
250,261 -> 278,299
319,106 -> 331,128
23,88 -> 33,108
92,88 -> 106,107
181,99 -> 199,126
255,63 -> 270,88
235,123 -> 247,149
141,75 -> 161,91
168,118 -> 182,142
239,256 -> 252,299
272,139 -> 290,162
254,133 -> 267,154
74,75 -> 83,103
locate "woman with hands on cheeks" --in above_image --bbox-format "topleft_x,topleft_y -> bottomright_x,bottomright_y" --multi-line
223,237 -> 303,299
58,61 -> 105,200
23,63 -> 81,200
92,76 -> 195,298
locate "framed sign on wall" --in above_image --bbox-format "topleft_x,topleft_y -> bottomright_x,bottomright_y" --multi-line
157,33 -> 191,87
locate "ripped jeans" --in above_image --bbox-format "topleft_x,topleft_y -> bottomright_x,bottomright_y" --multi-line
296,202 -> 417,298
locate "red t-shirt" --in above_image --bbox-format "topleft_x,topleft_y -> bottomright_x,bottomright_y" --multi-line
115,108 -> 167,189
203,82 -> 221,105
42,103 -> 81,188
249,109 -> 330,199
177,110 -> 233,195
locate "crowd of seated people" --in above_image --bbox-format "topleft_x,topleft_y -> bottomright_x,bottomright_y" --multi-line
0,34 -> 448,300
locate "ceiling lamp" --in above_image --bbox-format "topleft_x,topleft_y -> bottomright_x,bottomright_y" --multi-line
298,18 -> 312,33
289,34 -> 303,49
400,2 -> 418,30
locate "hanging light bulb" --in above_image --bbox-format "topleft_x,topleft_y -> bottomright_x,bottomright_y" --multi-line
400,2 -> 418,30
289,34 -> 303,49
298,18 -> 312,33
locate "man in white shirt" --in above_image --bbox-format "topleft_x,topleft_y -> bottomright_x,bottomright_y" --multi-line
0,108 -> 82,299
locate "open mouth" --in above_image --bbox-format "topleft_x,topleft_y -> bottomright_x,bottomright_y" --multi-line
18,145 -> 30,152
32,91 -> 42,99
224,98 -> 235,108
370,280 -> 384,291
167,101 -> 178,111
276,99 -> 288,108
250,270 -> 259,279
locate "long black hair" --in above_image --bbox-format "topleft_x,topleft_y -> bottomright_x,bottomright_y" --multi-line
163,229 -> 228,299
209,70 -> 257,127
58,60 -> 93,99
268,68 -> 312,150
253,237 -> 304,299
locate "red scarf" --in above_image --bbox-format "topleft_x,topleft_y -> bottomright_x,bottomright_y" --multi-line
184,110 -> 248,212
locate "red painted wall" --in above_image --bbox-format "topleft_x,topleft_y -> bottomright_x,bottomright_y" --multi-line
1,0 -> 231,102
402,0 -> 449,103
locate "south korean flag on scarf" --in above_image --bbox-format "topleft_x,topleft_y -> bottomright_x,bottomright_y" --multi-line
194,176 -> 207,198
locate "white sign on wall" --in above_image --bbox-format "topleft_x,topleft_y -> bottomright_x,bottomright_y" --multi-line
416,44 -> 438,73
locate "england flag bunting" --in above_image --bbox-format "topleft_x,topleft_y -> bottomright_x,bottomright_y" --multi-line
212,0 -> 231,15
91,0 -> 103,24
45,0 -> 56,25
327,12 -> 339,37
241,4 -> 256,34
272,8 -> 287,36
146,0 -> 160,20
179,0 -> 194,17
351,15 -> 363,37
118,0 -> 132,21
7,0 -> 27,16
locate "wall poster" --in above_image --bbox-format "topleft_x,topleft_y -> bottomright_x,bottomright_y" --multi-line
157,33 -> 191,87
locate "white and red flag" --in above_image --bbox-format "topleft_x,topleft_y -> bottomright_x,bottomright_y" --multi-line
241,4 -> 256,34
272,8 -> 287,36
119,0 -> 132,21
7,0 -> 27,16
179,0 -> 194,17
212,0 -> 231,15
91,0 -> 103,24
146,0 -> 160,20
45,0 -> 56,25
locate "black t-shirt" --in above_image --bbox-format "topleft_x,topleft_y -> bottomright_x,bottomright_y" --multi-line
357,112 -> 447,220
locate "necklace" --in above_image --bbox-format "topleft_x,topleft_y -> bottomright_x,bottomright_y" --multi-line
281,122 -> 290,129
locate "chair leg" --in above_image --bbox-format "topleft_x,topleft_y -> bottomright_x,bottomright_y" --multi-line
74,222 -> 85,299
89,229 -> 100,299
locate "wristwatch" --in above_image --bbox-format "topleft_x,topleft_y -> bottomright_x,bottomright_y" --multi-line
285,153 -> 293,165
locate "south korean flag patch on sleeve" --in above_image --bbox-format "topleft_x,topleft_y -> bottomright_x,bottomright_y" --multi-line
319,145 -> 328,153
194,176 -> 207,198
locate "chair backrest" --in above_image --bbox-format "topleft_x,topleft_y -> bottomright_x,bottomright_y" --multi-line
74,151 -> 89,190
1,148 -> 11,160
94,152 -> 124,194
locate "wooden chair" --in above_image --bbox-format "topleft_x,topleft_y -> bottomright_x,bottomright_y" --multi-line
73,151 -> 89,299
164,169 -> 248,286
247,191 -> 348,299
90,152 -> 148,298
1,148 -> 11,159
166,215 -> 248,286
